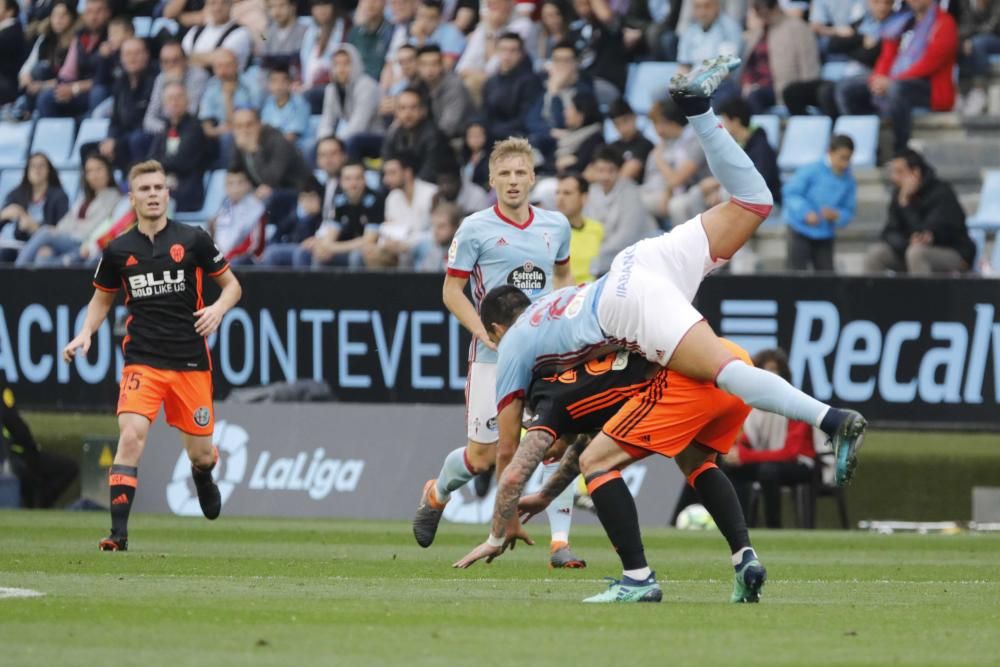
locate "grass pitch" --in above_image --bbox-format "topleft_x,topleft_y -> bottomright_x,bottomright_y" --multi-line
1,513 -> 999,666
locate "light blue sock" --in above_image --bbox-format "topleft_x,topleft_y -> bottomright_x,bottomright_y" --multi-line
542,461 -> 574,544
716,360 -> 830,428
434,447 -> 475,502
687,109 -> 773,208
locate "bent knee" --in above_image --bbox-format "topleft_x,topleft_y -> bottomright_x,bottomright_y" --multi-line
465,442 -> 496,473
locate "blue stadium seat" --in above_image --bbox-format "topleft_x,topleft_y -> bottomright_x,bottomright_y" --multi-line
967,170 -> 1000,231
175,170 -> 226,224
832,115 -> 879,168
777,116 -> 832,172
132,16 -> 152,37
32,117 -> 76,168
624,61 -> 679,115
150,17 -> 179,35
70,118 -> 111,168
0,121 -> 34,170
0,169 -> 21,202
59,169 -> 80,203
750,114 -> 781,151
821,60 -> 851,82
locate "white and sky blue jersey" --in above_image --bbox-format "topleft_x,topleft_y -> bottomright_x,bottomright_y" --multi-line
447,204 -> 571,364
495,277 -> 611,411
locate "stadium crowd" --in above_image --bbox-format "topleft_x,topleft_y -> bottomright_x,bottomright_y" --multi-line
0,0 -> 987,276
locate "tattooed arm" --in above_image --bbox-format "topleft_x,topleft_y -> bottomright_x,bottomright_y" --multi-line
518,434 -> 589,524
489,429 -> 554,540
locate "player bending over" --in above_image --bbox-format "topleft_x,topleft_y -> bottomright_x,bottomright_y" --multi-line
64,160 -> 242,551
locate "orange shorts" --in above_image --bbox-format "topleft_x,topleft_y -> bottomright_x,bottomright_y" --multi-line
117,364 -> 215,436
602,340 -> 752,460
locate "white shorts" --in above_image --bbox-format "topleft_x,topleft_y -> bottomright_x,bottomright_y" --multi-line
597,216 -> 727,365
466,361 -> 499,444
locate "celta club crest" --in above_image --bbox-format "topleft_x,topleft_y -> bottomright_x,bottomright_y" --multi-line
170,243 -> 185,263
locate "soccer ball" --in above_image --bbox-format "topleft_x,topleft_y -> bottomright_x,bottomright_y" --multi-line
675,503 -> 717,530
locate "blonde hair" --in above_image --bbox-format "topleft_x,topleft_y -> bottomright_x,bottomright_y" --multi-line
128,160 -> 165,188
489,137 -> 535,174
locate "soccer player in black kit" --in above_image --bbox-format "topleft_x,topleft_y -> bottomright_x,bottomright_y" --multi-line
63,160 -> 242,551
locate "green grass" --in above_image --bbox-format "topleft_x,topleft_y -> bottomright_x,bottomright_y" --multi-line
1,513 -> 999,666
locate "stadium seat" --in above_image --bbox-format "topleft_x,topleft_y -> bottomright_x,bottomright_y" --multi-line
31,118 -> 76,169
69,118 -> 111,168
132,15 -> 152,37
174,170 -> 226,224
0,121 -> 34,170
624,61 -> 679,115
832,115 -> 879,168
0,169 -> 20,202
59,170 -> 80,203
967,170 -> 1000,230
750,114 -> 781,151
150,17 -> 179,35
821,60 -> 851,81
777,116 -> 832,173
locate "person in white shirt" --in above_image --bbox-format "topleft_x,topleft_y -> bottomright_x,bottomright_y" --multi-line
362,150 -> 437,267
456,0 -> 535,98
208,167 -> 266,263
181,0 -> 253,70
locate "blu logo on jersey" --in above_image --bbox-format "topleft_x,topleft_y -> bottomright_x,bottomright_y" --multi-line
508,261 -> 546,295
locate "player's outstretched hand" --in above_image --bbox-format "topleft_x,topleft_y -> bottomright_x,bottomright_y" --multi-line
503,518 -> 535,551
63,333 -> 91,363
452,541 -> 503,569
194,304 -> 224,337
517,492 -> 551,524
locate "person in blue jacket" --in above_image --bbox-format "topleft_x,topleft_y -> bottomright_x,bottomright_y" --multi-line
783,134 -> 856,271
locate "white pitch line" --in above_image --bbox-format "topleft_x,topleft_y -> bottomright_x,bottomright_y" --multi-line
0,587 -> 44,599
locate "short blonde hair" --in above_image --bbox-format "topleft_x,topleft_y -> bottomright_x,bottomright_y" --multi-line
489,137 -> 535,173
128,160 -> 165,188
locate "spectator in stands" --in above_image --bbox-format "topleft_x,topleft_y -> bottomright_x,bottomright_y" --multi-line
259,179 -> 325,266
385,0 -> 418,66
808,0 -> 867,50
568,0 -> 627,103
199,48 -> 262,165
14,0 -> 75,119
143,40 -> 209,136
607,99 -> 653,183
447,0 -> 479,34
348,0 -> 394,81
786,0 -> 894,117
716,97 -> 782,205
957,0 -> 1000,115
864,148 -> 975,275
434,169 -> 489,214
147,81 -> 208,212
0,0 -> 27,106
258,0 -> 308,64
181,0 -> 253,70
363,151 -> 437,267
555,171 -> 603,283
457,0 -> 536,99
619,0 -> 672,61
413,200 -> 461,271
382,42 -> 419,100
306,159 -> 385,266
36,0 -> 111,118
586,146 -> 657,276
641,98 -> 708,225
416,44 -> 473,138
783,134 -> 856,272
300,0 -> 348,113
533,0 -> 574,67
721,348 -> 817,529
527,40 -> 594,163
209,167 -> 267,263
261,65 -> 311,143
740,0 -> 820,114
409,0 -> 466,65
81,37 -> 155,171
231,106 -> 314,223
315,135 -> 347,218
381,86 -> 458,184
461,118 -> 490,191
89,15 -> 133,116
552,90 -> 604,173
161,0 -> 213,31
676,0 -> 742,104
482,32 -> 544,143
318,44 -> 383,148
15,155 -> 121,266
843,0 -> 958,152
0,153 -> 69,263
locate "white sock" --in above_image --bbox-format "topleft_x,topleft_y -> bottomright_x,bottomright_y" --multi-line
716,360 -> 829,427
434,446 -> 476,502
624,567 -> 652,581
687,108 -> 774,208
732,546 -> 756,567
542,461 -> 573,544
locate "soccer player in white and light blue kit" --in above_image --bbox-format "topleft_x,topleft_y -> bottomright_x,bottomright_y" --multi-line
412,138 -> 584,567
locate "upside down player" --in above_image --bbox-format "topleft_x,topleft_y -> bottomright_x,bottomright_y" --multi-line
454,293 -> 765,603
63,160 -> 242,551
